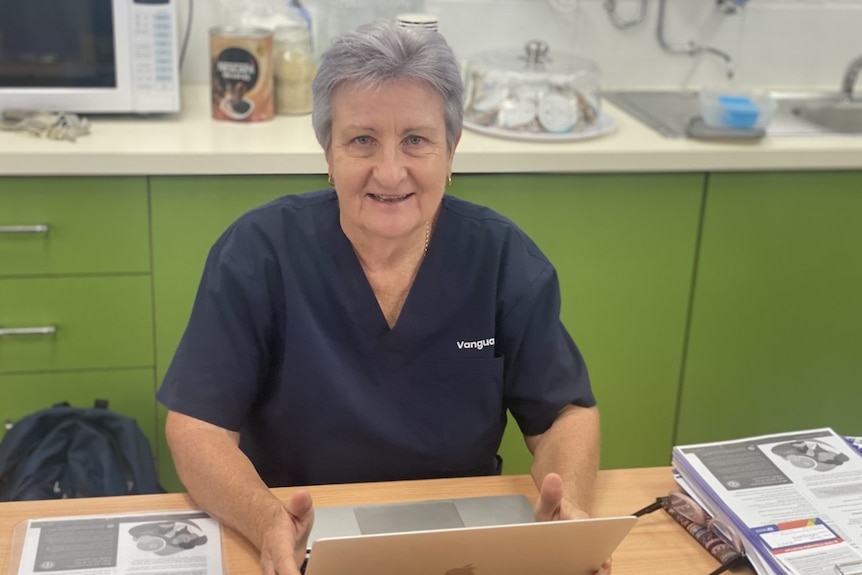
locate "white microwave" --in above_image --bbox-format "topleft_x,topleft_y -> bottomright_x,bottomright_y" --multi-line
0,0 -> 181,114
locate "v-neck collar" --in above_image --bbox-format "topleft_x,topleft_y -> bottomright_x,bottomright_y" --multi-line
324,201 -> 448,348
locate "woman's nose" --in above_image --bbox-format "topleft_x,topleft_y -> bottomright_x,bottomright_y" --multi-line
371,145 -> 407,187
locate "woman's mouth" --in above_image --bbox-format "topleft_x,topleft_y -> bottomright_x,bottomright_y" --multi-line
368,193 -> 414,203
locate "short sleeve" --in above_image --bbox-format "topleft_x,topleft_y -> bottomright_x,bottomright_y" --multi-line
156,227 -> 283,431
499,265 -> 594,437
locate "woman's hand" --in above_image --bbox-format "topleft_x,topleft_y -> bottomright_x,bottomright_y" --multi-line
259,490 -> 315,575
534,473 -> 612,575
534,472 -> 586,521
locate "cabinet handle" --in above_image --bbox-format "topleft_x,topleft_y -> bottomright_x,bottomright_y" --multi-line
0,225 -> 50,234
0,326 -> 57,336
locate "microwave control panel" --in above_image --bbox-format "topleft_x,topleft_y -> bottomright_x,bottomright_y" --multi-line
129,0 -> 180,112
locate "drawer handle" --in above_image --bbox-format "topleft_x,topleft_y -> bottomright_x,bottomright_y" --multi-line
0,225 -> 50,234
0,326 -> 57,336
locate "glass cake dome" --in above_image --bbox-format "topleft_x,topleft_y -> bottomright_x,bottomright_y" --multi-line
463,41 -> 614,141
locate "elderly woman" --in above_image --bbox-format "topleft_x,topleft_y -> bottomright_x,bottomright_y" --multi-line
158,20 -> 604,575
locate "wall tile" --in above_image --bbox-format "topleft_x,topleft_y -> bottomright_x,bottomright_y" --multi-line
180,0 -> 862,92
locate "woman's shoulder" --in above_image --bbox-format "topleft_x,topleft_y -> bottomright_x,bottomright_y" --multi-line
441,194 -> 509,224
213,189 -> 338,253
441,194 -> 550,265
218,189 -> 337,241
242,188 -> 338,221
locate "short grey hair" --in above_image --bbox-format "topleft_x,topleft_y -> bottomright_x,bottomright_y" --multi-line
311,20 -> 464,152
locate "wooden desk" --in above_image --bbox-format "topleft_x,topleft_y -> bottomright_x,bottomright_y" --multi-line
0,467 -> 752,574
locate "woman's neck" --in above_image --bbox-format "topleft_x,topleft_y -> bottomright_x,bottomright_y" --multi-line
346,220 -> 432,328
348,221 -> 430,274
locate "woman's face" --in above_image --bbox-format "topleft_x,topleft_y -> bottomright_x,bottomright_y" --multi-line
326,78 -> 458,243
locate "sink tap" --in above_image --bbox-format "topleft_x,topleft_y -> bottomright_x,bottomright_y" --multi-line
656,0 -> 736,79
700,45 -> 736,80
841,55 -> 862,101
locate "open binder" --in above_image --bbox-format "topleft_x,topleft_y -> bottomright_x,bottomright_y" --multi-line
669,429 -> 862,575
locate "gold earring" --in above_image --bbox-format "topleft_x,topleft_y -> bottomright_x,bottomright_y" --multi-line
447,175 -> 452,186
328,175 -> 335,187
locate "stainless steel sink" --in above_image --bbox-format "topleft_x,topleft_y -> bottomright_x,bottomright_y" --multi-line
793,100 -> 862,134
603,89 -> 862,138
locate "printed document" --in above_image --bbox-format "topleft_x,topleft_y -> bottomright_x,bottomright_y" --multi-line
14,510 -> 223,575
673,428 -> 862,575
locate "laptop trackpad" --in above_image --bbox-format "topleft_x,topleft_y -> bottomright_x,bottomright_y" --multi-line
354,500 -> 464,534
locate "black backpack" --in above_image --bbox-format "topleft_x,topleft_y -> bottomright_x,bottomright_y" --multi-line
0,401 -> 163,501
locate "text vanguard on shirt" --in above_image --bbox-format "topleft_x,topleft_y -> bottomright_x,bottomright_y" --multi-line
457,338 -> 496,350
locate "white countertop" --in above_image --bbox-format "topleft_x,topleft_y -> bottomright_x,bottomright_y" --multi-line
1,86 -> 861,176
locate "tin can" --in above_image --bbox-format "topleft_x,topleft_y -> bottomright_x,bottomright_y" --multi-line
210,26 -> 274,122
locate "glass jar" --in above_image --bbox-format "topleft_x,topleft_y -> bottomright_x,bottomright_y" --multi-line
310,0 -> 424,59
274,25 -> 316,115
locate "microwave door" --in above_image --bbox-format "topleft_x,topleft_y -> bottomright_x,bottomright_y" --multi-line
0,0 -> 178,114
127,0 -> 181,113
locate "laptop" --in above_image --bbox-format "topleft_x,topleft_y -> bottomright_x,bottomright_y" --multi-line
303,495 -> 636,575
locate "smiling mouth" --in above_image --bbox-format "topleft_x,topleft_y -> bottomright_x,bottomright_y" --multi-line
368,193 -> 414,203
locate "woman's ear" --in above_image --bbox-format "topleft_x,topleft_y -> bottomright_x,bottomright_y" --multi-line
447,131 -> 462,170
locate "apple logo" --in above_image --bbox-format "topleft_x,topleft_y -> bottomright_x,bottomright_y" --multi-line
445,565 -> 476,575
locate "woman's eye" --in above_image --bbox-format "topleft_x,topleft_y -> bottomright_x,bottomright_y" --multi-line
353,135 -> 372,145
405,135 -> 425,146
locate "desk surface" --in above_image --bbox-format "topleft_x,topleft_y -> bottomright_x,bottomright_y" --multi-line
0,467 -> 751,574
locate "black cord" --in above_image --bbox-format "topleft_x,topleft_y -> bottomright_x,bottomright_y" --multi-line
706,554 -> 749,575
632,497 -> 666,517
179,0 -> 194,71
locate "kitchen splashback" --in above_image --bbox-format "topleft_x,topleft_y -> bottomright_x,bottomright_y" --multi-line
178,0 -> 862,92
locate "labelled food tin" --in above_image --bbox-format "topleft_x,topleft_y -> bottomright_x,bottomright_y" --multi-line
210,26 -> 274,122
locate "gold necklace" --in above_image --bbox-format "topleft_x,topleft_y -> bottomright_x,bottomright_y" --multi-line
423,220 -> 431,257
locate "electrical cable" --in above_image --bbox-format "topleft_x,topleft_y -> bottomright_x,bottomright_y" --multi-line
179,0 -> 194,71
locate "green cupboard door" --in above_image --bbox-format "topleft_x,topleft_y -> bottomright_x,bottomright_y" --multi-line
0,276 -> 154,373
451,173 -> 703,472
0,369 -> 158,449
150,175 -> 327,491
678,172 -> 862,444
0,177 -> 150,276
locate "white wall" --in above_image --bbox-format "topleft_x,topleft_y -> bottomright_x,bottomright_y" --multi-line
180,0 -> 862,92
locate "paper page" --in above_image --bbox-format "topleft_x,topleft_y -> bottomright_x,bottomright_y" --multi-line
13,510 -> 223,575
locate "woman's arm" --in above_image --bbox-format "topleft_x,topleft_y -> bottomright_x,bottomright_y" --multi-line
524,404 -> 601,518
165,410 -> 314,575
525,405 -> 609,574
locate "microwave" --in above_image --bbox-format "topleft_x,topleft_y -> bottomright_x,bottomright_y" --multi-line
0,0 -> 181,114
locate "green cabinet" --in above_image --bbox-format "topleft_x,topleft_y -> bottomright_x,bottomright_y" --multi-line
451,174 -> 704,473
0,177 -> 156,451
0,177 -> 150,276
0,276 -> 154,372
677,172 -> 862,443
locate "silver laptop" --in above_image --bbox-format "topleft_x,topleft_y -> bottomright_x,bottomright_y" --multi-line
307,495 -> 536,545
304,496 -> 636,575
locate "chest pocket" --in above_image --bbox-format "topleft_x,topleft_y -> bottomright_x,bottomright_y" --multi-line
427,356 -> 506,474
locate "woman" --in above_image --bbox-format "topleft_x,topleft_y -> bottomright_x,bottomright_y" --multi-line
158,20 -> 605,575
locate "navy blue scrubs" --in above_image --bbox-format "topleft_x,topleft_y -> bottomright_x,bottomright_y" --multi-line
158,190 -> 594,487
